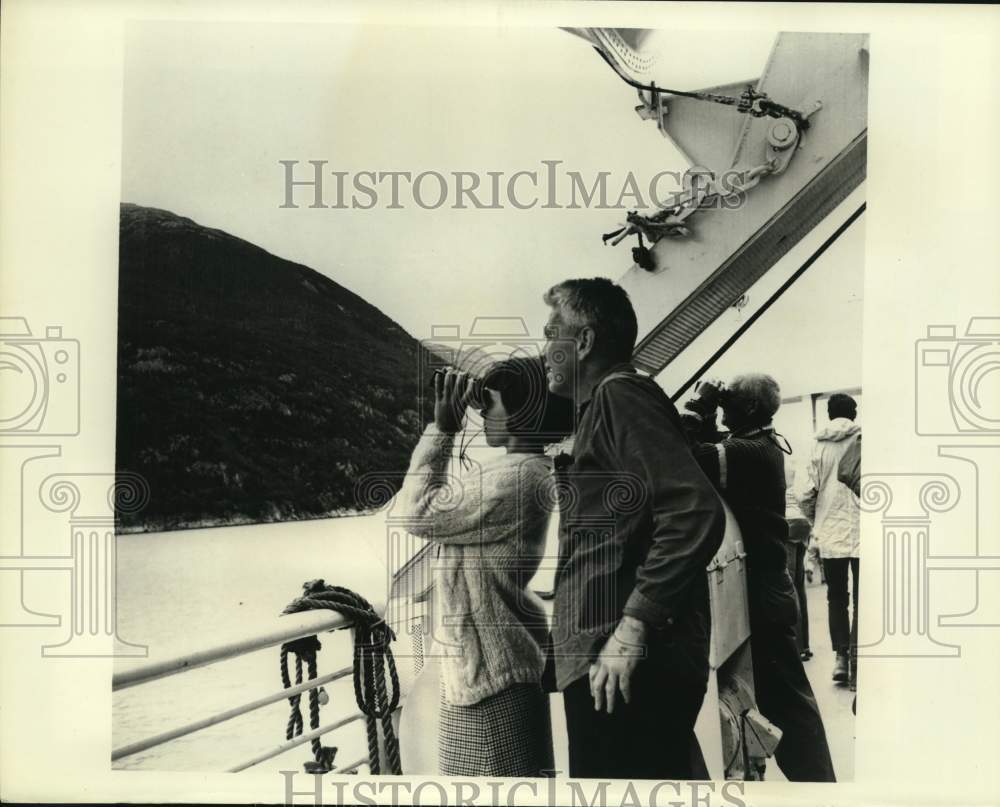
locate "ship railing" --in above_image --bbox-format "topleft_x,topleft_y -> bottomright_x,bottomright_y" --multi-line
111,604 -> 393,774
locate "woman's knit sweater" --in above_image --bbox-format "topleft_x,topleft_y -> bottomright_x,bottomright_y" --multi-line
398,424 -> 556,706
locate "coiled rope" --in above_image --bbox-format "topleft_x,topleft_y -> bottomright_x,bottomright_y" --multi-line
280,579 -> 402,775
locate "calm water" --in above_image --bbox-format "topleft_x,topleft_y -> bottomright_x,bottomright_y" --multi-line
112,512 -> 402,773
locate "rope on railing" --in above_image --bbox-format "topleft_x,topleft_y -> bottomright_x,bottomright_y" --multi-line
281,579 -> 402,775
279,634 -> 336,773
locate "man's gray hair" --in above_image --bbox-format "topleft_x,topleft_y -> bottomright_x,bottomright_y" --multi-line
543,277 -> 638,363
728,373 -> 782,424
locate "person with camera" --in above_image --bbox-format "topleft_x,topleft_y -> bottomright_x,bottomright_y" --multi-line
682,374 -> 836,782
799,393 -> 861,690
398,356 -> 573,777
540,277 -> 726,780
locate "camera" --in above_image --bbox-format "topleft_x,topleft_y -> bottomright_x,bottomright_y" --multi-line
915,318 -> 1000,435
690,379 -> 732,410
0,317 -> 80,435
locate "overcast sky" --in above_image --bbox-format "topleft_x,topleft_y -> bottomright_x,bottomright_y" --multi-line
121,21 -> 862,404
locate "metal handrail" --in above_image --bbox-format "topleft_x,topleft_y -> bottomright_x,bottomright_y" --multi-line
226,702 -> 403,773
113,602 -> 389,772
112,609 -> 359,691
111,664 -> 353,761
227,711 -> 367,772
337,755 -> 372,774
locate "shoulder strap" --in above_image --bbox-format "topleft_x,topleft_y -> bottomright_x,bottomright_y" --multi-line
594,368 -> 690,443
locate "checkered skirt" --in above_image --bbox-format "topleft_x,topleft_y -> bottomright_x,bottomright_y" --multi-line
439,683 -> 554,777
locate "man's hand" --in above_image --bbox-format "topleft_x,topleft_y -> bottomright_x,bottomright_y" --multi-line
589,615 -> 648,714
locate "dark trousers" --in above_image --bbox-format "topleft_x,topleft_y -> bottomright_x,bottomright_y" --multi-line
751,614 -> 837,781
562,661 -> 707,780
822,557 -> 859,654
784,541 -> 810,652
749,571 -> 836,782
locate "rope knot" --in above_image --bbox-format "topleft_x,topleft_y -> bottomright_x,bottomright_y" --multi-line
301,578 -> 328,596
303,745 -> 338,774
282,634 -> 322,657
279,581 -> 401,775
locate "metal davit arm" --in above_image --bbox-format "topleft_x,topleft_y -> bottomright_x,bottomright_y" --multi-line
583,30 -> 869,379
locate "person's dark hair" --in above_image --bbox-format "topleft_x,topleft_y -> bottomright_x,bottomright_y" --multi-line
543,278 -> 638,363
483,356 -> 575,443
827,393 -> 858,421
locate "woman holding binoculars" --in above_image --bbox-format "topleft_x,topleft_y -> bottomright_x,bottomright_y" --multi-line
398,356 -> 574,777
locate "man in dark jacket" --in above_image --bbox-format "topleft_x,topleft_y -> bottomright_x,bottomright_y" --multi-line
541,277 -> 726,780
683,374 -> 836,782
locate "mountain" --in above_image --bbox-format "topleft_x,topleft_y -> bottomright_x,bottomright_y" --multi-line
115,203 -> 435,532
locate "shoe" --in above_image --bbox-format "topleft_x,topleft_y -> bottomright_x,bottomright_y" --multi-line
800,649 -> 813,661
832,652 -> 849,682
852,695 -> 856,714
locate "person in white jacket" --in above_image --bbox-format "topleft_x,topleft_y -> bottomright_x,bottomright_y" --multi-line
800,393 -> 861,689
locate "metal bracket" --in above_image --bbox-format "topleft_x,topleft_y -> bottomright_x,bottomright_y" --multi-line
603,96 -> 816,264
635,85 -> 668,136
765,102 -> 822,175
707,541 -> 749,574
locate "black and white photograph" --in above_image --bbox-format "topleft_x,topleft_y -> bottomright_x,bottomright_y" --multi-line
109,22 -> 865,782
1,3 -> 999,807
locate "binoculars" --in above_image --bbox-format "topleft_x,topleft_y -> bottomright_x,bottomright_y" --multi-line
429,368 -> 490,411
694,380 -> 732,406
